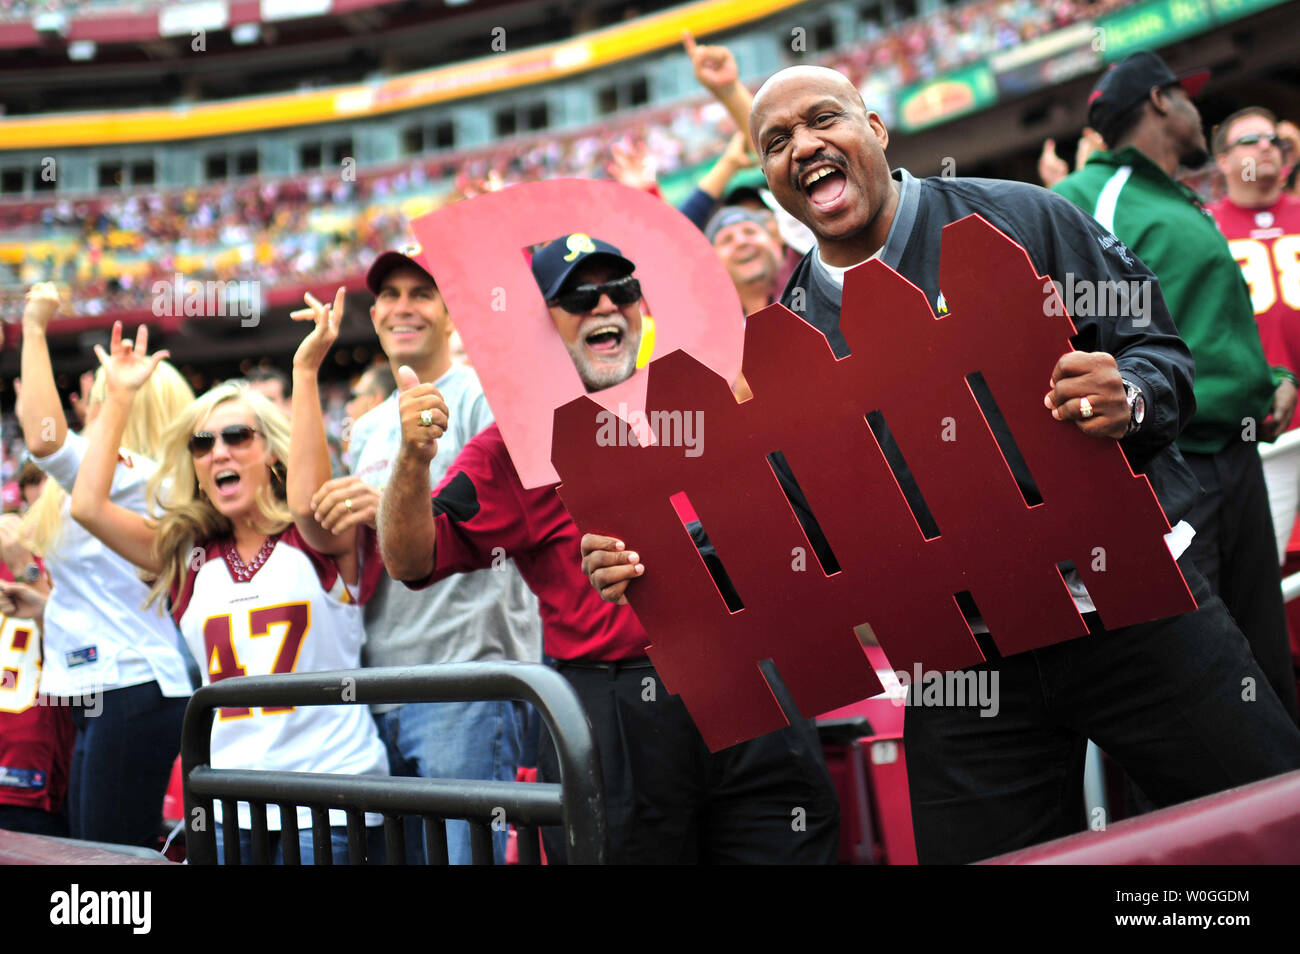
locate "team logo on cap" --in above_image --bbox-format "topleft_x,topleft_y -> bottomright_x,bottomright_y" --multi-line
564,233 -> 597,261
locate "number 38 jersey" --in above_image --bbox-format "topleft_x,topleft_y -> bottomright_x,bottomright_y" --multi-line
1209,193 -> 1300,391
170,525 -> 388,829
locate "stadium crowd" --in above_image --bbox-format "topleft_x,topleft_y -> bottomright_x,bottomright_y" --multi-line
3,15 -> 1300,865
0,0 -> 1147,321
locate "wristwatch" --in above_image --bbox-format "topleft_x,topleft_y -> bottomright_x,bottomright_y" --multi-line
21,562 -> 40,583
1121,379 -> 1145,436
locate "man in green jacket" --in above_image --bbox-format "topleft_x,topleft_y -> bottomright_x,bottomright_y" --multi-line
1056,50 -> 1299,721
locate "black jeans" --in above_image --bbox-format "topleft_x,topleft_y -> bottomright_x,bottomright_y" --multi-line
538,661 -> 839,864
905,556 -> 1300,864
0,804 -> 68,837
68,681 -> 187,848
1183,440 -> 1299,721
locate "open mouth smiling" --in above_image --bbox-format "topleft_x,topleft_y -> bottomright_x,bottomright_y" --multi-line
799,160 -> 848,212
584,323 -> 625,356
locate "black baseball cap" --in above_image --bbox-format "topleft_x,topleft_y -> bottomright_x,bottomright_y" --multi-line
530,233 -> 635,301
365,243 -> 437,295
1088,51 -> 1210,131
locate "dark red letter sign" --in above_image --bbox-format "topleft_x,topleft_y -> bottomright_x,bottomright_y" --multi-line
553,215 -> 1196,751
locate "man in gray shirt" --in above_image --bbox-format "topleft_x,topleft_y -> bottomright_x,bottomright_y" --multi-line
310,245 -> 542,864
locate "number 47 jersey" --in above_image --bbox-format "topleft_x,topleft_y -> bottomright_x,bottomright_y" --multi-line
170,525 -> 389,829
1210,193 -> 1300,399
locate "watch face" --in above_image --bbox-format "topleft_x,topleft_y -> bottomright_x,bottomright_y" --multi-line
1124,383 -> 1145,428
22,564 -> 40,583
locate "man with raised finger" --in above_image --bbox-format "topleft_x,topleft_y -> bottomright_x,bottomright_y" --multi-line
309,246 -> 542,865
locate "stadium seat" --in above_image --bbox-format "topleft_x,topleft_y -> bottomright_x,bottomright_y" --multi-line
977,767 -> 1300,864
817,646 -> 917,865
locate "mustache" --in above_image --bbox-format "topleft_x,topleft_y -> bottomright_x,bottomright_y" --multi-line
794,153 -> 847,188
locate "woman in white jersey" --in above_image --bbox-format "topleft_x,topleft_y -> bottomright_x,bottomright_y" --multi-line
17,282 -> 195,848
71,291 -> 388,864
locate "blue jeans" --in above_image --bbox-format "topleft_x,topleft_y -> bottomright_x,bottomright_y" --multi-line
68,681 -> 187,848
374,700 -> 522,865
214,821 -> 385,864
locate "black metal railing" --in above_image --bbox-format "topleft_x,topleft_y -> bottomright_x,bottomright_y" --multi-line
181,662 -> 606,865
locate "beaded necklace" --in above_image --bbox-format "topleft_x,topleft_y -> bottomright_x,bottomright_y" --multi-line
223,533 -> 278,583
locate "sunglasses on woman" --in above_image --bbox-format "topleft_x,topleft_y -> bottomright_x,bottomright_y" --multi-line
548,275 -> 641,314
188,424 -> 262,457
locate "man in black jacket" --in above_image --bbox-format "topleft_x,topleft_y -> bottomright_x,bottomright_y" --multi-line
584,65 -> 1300,864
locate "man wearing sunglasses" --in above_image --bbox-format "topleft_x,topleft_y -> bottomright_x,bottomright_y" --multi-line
532,236 -> 645,391
379,233 -> 840,864
1208,107 -> 1300,565
1056,51 -> 1300,725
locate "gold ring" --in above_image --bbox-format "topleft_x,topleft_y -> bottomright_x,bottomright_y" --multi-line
344,498 -> 353,512
1079,397 -> 1094,419
420,409 -> 434,427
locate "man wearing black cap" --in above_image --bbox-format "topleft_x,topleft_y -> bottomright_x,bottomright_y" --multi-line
1056,51 -> 1300,722
379,233 -> 840,864
305,245 -> 543,865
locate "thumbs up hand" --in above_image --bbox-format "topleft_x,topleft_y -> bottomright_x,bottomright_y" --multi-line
1038,138 -> 1070,189
396,365 -> 448,464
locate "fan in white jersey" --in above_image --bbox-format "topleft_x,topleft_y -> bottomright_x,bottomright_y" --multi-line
70,295 -> 388,864
16,282 -> 195,849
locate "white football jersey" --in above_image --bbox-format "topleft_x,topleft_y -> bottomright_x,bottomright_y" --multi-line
172,526 -> 388,830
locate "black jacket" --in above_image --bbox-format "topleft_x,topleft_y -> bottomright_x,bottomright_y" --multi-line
780,169 -> 1200,525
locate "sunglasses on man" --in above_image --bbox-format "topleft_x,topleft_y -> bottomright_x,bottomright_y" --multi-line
1229,132 -> 1292,152
548,275 -> 641,314
188,424 -> 262,457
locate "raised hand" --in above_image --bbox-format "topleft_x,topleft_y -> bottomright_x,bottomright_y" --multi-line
395,364 -> 447,465
23,282 -> 60,332
607,139 -> 658,192
682,30 -> 739,96
722,130 -> 756,170
92,321 -> 170,396
290,286 -> 346,373
68,369 -> 96,428
1038,138 -> 1069,189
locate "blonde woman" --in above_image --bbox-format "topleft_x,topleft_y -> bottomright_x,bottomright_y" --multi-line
71,291 -> 388,864
17,282 -> 195,848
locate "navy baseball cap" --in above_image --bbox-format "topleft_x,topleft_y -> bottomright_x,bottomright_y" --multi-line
365,243 -> 437,295
530,233 -> 635,301
1088,51 -> 1210,131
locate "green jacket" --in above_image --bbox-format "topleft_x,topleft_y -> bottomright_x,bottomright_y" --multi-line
1054,146 -> 1277,454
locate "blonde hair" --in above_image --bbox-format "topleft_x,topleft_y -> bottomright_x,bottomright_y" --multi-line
22,361 -> 195,557
146,382 -> 292,608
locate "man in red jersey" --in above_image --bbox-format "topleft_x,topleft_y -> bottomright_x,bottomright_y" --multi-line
1209,107 -> 1300,562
